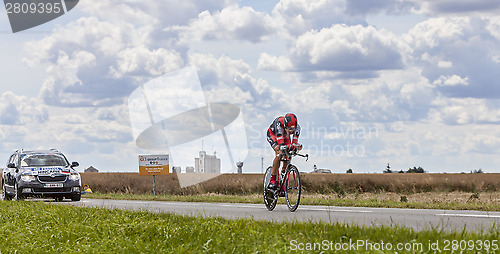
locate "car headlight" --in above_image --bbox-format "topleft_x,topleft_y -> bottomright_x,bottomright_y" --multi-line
21,175 -> 35,182
69,173 -> 80,181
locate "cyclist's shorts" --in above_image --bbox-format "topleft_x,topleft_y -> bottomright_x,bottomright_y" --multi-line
267,128 -> 290,149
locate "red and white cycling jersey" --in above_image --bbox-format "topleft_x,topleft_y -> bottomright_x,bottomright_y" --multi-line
266,116 -> 301,149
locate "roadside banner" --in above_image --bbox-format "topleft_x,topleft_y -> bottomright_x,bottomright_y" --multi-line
138,154 -> 169,176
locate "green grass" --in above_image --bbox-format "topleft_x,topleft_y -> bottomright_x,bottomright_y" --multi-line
83,192 -> 500,211
0,201 -> 498,253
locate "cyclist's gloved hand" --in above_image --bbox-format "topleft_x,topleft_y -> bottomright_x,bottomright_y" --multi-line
295,143 -> 303,151
280,144 -> 288,154
286,144 -> 297,154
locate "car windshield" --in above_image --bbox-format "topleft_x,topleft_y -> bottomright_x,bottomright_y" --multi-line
20,154 -> 68,167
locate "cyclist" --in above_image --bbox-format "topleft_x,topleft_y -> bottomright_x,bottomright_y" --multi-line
266,113 -> 302,191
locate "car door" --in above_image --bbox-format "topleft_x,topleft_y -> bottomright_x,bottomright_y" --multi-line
4,153 -> 17,187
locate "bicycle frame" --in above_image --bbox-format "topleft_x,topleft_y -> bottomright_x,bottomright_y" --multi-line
276,153 -> 307,194
264,151 -> 308,212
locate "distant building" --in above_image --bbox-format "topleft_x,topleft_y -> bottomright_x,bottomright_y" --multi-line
195,151 -> 220,173
172,166 -> 181,173
312,168 -> 332,173
84,166 -> 99,173
186,166 -> 195,173
311,164 -> 331,173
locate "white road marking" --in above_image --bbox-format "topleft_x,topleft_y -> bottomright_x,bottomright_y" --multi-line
302,208 -> 372,213
220,204 -> 263,209
436,213 -> 500,218
218,204 -> 372,213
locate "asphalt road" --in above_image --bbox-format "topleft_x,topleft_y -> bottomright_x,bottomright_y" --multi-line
65,199 -> 500,232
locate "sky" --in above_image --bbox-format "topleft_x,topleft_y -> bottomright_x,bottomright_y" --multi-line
1,0 -> 500,174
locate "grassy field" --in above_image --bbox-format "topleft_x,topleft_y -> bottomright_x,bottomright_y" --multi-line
81,173 -> 500,195
0,201 -> 498,253
80,173 -> 500,211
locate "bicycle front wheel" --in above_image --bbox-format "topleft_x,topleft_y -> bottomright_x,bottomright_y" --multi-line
263,166 -> 277,211
285,165 -> 301,212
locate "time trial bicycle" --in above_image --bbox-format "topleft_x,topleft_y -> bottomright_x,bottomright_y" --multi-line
263,151 -> 308,212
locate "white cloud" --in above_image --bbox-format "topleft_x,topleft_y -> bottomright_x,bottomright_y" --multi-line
21,0 -> 240,108
429,98 -> 500,125
404,17 -> 470,49
486,16 -> 500,40
188,53 -> 284,108
360,120 -> 500,172
111,47 -> 183,78
464,132 -> 500,154
432,75 -> 469,87
287,83 -> 332,113
79,0 -> 234,26
272,0 -> 365,36
0,92 -> 48,125
437,60 -> 453,68
0,102 -> 135,170
405,16 -> 500,98
258,24 -> 404,75
257,53 -> 293,72
272,68 -> 434,123
39,106 -> 133,145
23,16 -> 184,107
174,6 -> 277,43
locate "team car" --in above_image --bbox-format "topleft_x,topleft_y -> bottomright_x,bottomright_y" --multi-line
1,149 -> 81,201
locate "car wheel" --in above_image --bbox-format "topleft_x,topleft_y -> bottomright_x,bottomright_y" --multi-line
71,192 -> 81,201
2,182 -> 13,201
13,183 -> 24,201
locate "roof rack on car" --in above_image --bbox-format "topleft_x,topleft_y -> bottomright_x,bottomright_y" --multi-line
50,148 -> 59,152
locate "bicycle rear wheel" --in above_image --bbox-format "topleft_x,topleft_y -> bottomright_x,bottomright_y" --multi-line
263,166 -> 277,211
285,165 -> 301,212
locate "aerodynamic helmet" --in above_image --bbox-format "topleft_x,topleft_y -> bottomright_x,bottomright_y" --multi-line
284,113 -> 297,130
